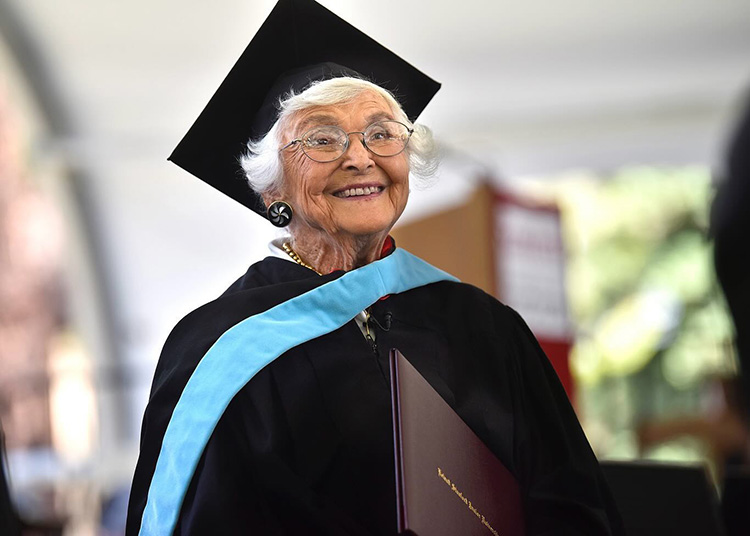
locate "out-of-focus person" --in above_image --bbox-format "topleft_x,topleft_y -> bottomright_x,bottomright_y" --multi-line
712,91 -> 750,415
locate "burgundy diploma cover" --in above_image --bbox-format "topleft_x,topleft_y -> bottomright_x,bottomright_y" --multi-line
390,349 -> 526,536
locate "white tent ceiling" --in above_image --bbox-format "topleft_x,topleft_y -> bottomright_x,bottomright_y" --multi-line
8,0 -> 750,168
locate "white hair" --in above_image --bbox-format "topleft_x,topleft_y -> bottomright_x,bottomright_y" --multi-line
239,77 -> 439,198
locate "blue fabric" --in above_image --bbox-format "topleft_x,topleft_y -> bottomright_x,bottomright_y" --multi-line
138,249 -> 457,536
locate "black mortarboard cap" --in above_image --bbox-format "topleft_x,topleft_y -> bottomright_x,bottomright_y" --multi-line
168,0 -> 441,217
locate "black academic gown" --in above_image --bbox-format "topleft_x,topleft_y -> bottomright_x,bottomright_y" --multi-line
126,255 -> 623,536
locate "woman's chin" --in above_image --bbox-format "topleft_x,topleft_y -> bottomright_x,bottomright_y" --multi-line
332,216 -> 395,239
329,205 -> 401,238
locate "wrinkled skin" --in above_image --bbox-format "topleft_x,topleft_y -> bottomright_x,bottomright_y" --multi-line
264,91 -> 410,273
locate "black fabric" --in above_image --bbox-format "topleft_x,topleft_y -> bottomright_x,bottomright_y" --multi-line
126,256 -> 624,535
713,95 -> 750,415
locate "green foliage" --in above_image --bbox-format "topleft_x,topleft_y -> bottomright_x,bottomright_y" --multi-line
523,166 -> 736,462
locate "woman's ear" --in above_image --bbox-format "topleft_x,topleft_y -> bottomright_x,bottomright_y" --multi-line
260,186 -> 283,209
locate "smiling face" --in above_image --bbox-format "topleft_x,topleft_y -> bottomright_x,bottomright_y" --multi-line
272,91 -> 410,244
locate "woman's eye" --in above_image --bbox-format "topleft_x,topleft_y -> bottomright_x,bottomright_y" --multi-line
307,135 -> 335,147
367,127 -> 391,141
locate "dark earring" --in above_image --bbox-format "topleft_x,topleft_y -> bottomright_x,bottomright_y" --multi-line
267,201 -> 293,227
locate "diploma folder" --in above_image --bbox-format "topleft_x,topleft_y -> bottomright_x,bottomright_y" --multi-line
389,349 -> 525,536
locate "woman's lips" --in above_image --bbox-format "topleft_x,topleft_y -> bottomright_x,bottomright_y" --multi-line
333,185 -> 385,198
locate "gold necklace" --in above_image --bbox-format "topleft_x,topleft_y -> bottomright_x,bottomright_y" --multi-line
282,242 -> 322,275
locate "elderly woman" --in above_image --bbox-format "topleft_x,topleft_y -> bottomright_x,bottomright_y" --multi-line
245,79 -> 433,274
126,1 -> 623,535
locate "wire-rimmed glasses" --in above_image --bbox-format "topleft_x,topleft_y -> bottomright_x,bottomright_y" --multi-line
280,120 -> 414,162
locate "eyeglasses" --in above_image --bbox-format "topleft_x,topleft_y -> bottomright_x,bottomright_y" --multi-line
280,120 -> 414,163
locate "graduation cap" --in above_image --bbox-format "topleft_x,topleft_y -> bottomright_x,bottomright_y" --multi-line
169,0 -> 441,218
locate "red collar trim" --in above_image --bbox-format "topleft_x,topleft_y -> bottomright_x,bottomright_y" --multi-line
380,235 -> 396,258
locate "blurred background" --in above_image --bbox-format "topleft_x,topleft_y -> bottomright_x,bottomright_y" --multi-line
1,0 -> 749,534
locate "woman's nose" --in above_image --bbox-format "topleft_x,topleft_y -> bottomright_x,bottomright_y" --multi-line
340,134 -> 374,171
